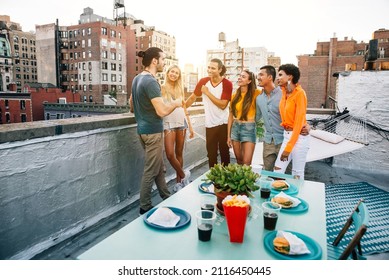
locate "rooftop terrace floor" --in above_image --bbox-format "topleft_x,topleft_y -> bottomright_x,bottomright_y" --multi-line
33,160 -> 389,260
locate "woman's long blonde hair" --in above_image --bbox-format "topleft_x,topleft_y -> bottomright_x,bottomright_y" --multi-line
162,65 -> 184,102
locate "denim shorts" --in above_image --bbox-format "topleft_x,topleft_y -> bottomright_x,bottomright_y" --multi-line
231,121 -> 256,143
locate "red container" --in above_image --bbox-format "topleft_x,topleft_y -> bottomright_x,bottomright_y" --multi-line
223,205 -> 249,243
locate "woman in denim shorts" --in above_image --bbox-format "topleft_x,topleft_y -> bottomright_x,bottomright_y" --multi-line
162,65 -> 194,192
227,70 -> 261,165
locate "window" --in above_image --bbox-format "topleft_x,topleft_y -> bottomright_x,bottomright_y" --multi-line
111,63 -> 116,71
119,74 -> 122,82
88,39 -> 91,47
111,74 -> 116,82
46,113 -> 50,120
102,62 -> 108,69
102,51 -> 108,58
82,40 -> 85,48
101,38 -> 108,47
89,73 -> 92,81
89,95 -> 93,102
102,73 -> 108,81
111,52 -> 116,60
118,53 -> 122,61
111,30 -> 116,37
21,114 -> 27,122
110,41 -> 116,49
118,64 -> 122,71
83,85 -> 87,92
6,113 -> 11,123
89,85 -> 93,91
88,62 -> 92,71
87,28 -> 91,35
101,27 -> 107,35
88,50 -> 92,58
20,100 -> 26,110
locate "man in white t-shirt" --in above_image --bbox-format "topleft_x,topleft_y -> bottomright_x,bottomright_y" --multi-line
186,58 -> 233,168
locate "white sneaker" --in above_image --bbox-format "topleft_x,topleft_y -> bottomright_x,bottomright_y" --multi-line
181,170 -> 191,186
173,182 -> 184,193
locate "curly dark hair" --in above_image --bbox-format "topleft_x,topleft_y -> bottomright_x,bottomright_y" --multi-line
279,64 -> 300,84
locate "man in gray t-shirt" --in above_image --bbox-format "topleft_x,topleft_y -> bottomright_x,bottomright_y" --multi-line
130,47 -> 181,215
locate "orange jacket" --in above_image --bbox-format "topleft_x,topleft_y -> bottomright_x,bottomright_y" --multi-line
279,84 -> 307,153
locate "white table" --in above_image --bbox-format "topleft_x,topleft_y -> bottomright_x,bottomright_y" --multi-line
78,171 -> 327,260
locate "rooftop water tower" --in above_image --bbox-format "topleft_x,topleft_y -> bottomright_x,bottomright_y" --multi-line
219,32 -> 226,48
113,0 -> 126,26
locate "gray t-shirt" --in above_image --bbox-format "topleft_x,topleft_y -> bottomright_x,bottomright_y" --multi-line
132,74 -> 163,134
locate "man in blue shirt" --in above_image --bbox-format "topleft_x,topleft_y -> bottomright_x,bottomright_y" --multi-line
130,47 -> 182,215
256,65 -> 309,171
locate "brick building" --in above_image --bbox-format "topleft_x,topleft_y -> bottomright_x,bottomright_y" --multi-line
0,91 -> 32,124
24,83 -> 81,121
298,28 -> 389,108
36,8 -> 129,104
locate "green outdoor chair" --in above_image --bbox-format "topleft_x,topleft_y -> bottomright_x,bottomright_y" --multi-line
328,199 -> 369,260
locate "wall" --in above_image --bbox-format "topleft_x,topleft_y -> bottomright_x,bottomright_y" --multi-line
0,112 -> 207,259
334,71 -> 389,173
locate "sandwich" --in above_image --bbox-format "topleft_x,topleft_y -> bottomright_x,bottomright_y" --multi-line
271,196 -> 294,208
273,237 -> 290,254
271,180 -> 289,191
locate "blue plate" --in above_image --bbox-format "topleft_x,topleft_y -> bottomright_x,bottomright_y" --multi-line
270,181 -> 298,196
198,182 -> 215,195
263,230 -> 322,260
143,207 -> 191,230
271,196 -> 309,214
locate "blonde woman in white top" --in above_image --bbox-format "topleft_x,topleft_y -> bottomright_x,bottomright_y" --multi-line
162,65 -> 194,192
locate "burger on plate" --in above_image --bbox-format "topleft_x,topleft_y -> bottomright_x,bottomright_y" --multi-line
273,237 -> 290,254
271,180 -> 289,191
271,196 -> 294,208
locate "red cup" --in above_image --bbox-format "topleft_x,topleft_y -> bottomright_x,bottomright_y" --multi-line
223,204 -> 249,243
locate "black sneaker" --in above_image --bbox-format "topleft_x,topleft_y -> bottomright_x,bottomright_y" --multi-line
139,207 -> 153,215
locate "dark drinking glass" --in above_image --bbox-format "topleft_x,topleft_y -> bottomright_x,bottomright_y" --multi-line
197,223 -> 213,241
263,212 -> 278,230
260,188 -> 271,199
201,204 -> 215,218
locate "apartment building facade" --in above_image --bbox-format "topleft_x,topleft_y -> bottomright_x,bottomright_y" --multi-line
36,8 -> 128,104
0,15 -> 38,92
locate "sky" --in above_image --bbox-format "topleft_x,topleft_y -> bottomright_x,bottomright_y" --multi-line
2,0 -> 389,69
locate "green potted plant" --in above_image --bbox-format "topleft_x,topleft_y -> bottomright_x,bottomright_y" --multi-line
204,163 -> 260,212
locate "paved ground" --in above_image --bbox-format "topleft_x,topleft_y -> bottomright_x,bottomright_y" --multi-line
33,159 -> 389,260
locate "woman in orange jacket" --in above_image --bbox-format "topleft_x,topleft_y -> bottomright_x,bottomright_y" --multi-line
274,64 -> 310,180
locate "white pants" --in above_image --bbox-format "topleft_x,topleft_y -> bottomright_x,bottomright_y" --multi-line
274,130 -> 310,180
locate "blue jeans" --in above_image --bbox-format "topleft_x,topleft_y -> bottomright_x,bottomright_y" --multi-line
231,121 -> 256,143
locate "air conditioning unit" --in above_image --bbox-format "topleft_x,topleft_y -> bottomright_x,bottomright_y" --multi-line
58,97 -> 67,104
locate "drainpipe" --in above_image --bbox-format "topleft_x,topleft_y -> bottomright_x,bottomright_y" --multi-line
326,36 -> 336,108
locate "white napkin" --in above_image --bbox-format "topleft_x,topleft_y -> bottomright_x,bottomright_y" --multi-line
274,191 -> 301,207
146,207 -> 180,227
277,230 -> 311,255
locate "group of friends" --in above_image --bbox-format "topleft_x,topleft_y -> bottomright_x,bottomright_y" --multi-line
130,47 -> 310,215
